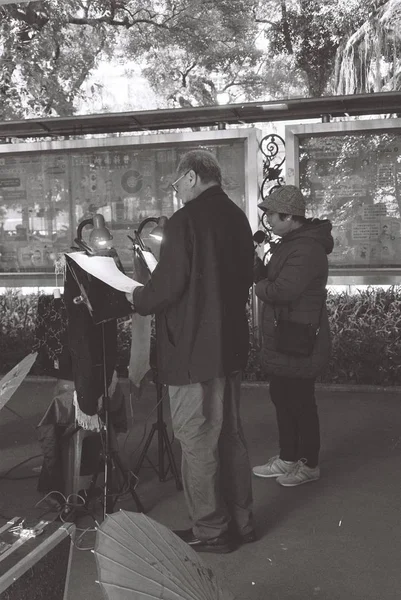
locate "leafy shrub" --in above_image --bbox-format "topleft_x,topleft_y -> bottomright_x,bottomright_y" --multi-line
243,286 -> 401,386
320,287 -> 401,385
0,290 -> 39,373
0,290 -> 134,376
1,286 -> 401,385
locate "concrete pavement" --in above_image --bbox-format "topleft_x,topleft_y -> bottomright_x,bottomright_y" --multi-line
0,377 -> 400,600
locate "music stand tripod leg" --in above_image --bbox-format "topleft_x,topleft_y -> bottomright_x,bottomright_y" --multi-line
101,391 -> 114,517
134,382 -> 182,490
100,412 -> 145,516
159,420 -> 183,490
133,423 -> 158,476
99,323 -> 145,518
111,450 -> 145,513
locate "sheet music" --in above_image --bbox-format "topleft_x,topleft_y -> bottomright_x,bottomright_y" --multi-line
66,252 -> 143,294
141,250 -> 158,273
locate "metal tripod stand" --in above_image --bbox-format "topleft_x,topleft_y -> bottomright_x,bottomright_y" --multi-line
99,389 -> 145,517
129,229 -> 182,490
83,323 -> 145,519
134,378 -> 182,490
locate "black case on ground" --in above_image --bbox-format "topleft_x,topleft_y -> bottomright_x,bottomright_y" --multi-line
0,520 -> 75,600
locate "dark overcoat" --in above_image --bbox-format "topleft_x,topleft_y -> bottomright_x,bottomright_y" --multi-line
133,186 -> 254,385
255,219 -> 334,379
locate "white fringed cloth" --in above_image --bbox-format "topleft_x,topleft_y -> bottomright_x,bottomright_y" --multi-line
73,371 -> 120,432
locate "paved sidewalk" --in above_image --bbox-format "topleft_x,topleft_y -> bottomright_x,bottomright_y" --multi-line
0,378 -> 400,600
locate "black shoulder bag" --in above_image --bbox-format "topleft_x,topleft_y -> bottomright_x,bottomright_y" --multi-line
274,295 -> 325,357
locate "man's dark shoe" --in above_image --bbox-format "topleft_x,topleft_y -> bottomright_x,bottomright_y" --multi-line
239,529 -> 257,544
173,528 -> 236,553
228,523 -> 257,545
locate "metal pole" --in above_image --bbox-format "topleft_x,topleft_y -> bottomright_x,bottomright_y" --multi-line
156,383 -> 165,481
102,323 -> 114,518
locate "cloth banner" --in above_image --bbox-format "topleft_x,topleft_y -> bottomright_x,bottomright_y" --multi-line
129,312 -> 152,387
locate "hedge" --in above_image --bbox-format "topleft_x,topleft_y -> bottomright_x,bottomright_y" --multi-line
1,286 -> 400,386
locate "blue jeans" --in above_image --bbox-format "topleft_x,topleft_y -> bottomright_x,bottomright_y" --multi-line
169,372 -> 253,540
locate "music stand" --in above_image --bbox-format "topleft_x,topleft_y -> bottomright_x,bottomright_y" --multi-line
129,222 -> 182,491
65,254 -> 145,519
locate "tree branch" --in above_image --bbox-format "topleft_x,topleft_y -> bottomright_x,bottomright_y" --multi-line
254,16 -> 280,28
179,62 -> 198,88
68,15 -> 169,28
280,0 -> 293,54
252,1 -> 280,28
3,3 -> 173,31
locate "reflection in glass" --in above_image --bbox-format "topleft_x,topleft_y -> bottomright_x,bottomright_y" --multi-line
0,141 -> 246,275
299,132 -> 401,268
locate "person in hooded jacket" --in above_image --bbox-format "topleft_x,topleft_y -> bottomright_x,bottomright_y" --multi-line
252,185 -> 333,487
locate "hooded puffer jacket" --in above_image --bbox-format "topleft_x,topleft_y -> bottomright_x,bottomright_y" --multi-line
255,218 -> 334,379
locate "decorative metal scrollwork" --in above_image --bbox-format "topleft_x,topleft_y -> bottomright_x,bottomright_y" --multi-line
259,133 -> 286,201
257,133 -> 286,259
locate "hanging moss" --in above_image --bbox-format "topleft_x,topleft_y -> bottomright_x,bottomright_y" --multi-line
336,0 -> 401,94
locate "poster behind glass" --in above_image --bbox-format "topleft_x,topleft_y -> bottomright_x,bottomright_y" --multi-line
299,132 -> 401,268
0,141 -> 245,274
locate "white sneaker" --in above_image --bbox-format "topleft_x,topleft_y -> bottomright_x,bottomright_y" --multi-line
252,456 -> 296,478
277,460 -> 320,487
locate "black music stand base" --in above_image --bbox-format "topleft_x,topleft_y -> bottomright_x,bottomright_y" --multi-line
86,322 -> 145,519
134,383 -> 182,490
84,419 -> 145,517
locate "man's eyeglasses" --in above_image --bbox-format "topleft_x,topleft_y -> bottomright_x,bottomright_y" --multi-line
171,171 -> 190,193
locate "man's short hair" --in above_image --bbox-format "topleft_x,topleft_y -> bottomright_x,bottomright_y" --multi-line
177,149 -> 222,186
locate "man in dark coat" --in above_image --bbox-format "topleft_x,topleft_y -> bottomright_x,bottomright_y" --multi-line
127,149 -> 255,553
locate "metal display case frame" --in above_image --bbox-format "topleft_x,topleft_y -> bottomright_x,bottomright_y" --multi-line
285,117 -> 401,285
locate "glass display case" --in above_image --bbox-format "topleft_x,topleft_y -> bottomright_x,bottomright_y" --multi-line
285,119 -> 401,284
0,128 -> 261,287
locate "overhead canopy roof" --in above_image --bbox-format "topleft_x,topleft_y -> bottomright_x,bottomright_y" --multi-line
1,91 -> 401,139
